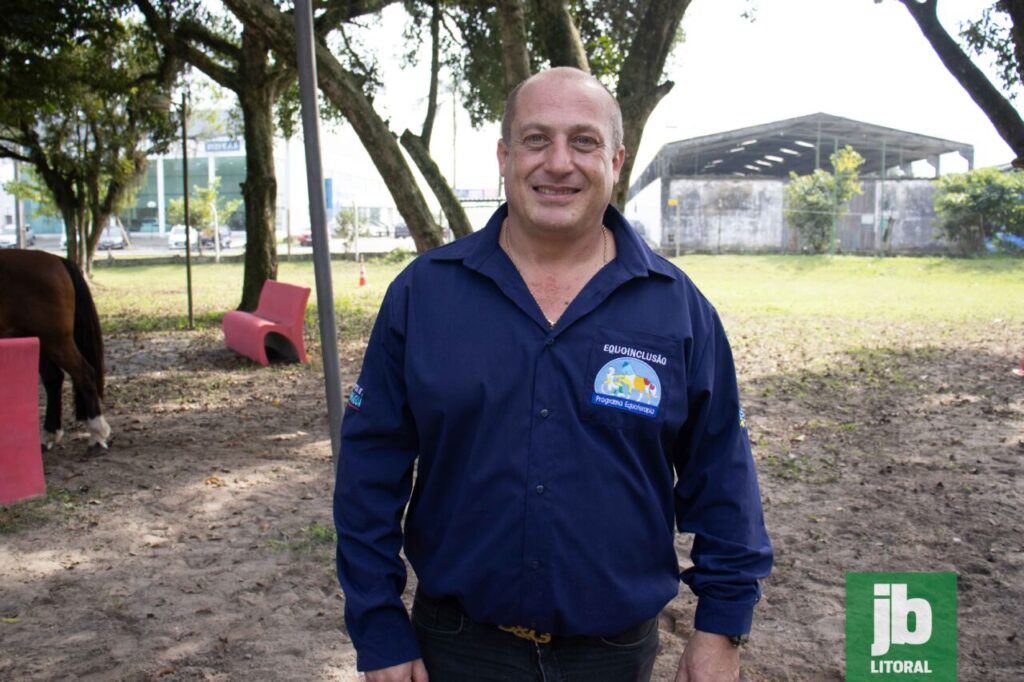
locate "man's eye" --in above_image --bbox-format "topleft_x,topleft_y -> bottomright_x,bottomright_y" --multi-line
573,136 -> 599,149
523,134 -> 547,147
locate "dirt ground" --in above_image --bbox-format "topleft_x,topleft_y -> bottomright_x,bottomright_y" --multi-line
1,314 -> 1022,681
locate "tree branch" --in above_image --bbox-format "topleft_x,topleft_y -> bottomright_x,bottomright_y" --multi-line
400,129 -> 473,238
222,0 -> 445,251
134,0 -> 240,91
1003,0 -> 1024,87
899,0 -> 1024,166
315,0 -> 397,36
496,0 -> 532,91
531,0 -> 588,70
420,0 -> 441,146
177,19 -> 244,59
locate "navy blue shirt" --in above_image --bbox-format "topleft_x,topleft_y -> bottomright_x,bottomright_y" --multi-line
335,204 -> 773,672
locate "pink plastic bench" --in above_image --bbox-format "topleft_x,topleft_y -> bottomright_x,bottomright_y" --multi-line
222,280 -> 311,366
0,337 -> 46,505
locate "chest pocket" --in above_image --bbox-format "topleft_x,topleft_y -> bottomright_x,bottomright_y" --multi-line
581,327 -> 680,432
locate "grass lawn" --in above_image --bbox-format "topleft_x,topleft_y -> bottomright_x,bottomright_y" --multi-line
89,258 -> 408,335
674,254 -> 1024,322
89,253 -> 1024,335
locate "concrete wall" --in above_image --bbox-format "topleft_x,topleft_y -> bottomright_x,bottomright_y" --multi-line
661,178 -> 786,253
659,176 -> 945,254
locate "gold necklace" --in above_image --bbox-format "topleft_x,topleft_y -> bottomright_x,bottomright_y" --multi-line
503,223 -> 609,327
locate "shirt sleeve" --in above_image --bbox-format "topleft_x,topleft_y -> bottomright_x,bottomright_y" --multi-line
333,280 -> 422,672
674,307 -> 773,636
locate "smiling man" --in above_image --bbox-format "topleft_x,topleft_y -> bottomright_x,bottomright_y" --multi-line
335,67 -> 773,682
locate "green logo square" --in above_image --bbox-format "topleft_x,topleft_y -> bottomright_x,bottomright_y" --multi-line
846,572 -> 957,681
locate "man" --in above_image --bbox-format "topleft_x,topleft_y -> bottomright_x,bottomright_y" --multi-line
335,67 -> 773,682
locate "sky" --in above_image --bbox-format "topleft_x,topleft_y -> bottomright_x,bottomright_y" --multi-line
293,0 -> 1018,227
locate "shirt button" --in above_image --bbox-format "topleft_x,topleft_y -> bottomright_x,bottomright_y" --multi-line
545,337 -> 554,346
530,560 -> 540,570
539,409 -> 550,418
535,484 -> 545,495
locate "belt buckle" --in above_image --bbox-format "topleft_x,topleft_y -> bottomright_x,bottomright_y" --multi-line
498,625 -> 552,644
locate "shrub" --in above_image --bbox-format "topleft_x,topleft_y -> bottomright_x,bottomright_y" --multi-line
933,168 -> 1024,256
784,146 -> 865,253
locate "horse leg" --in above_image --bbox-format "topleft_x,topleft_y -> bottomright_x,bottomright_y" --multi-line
46,338 -> 111,448
39,356 -> 65,449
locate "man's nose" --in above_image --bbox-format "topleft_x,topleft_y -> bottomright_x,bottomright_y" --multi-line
543,138 -> 574,174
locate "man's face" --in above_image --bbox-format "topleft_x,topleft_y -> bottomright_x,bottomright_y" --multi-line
497,73 -> 625,238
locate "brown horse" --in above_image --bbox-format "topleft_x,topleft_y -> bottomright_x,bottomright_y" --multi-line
0,250 -> 110,448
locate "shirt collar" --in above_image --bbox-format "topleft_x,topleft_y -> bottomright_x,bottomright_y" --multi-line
430,203 -> 677,282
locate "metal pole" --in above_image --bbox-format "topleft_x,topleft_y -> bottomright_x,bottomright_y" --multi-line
674,203 -> 680,258
182,91 -> 194,330
295,0 -> 343,467
13,158 -> 24,249
830,136 -> 838,256
285,135 -> 292,261
880,139 -> 887,256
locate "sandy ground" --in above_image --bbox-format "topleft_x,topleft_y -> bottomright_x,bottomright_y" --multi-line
1,314 -> 1022,681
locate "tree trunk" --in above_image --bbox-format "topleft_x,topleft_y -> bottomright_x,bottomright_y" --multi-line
1005,1 -> 1024,89
496,0 -> 532,91
612,0 -> 692,208
532,0 -> 588,70
400,130 -> 473,238
614,81 -> 674,209
899,0 -> 1024,168
27,132 -> 81,265
237,28 -> 280,312
315,55 -> 443,252
58,204 -> 78,266
403,4 -> 473,240
223,0 -> 443,252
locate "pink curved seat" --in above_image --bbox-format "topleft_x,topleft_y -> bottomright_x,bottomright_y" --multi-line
223,280 -> 311,366
0,336 -> 45,505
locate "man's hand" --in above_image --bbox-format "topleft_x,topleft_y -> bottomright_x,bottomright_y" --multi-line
365,658 -> 428,682
674,630 -> 740,682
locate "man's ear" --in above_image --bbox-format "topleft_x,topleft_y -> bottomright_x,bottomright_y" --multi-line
611,146 -> 626,183
497,138 -> 509,171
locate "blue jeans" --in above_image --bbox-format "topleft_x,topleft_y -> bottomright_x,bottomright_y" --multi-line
412,589 -> 659,682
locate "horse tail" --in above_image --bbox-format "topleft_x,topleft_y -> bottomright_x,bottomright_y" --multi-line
60,258 -> 105,411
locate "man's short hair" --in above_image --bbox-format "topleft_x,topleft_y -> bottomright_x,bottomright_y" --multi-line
501,68 -> 624,150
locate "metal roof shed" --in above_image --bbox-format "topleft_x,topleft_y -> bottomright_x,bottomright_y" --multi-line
629,112 -> 974,200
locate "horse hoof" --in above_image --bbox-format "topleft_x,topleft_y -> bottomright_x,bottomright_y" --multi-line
43,429 -> 63,450
86,415 -> 111,447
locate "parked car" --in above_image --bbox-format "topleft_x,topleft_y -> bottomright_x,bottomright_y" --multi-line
364,220 -> 391,237
98,226 -> 127,250
167,224 -> 198,249
200,226 -> 232,249
297,232 -> 314,247
0,224 -> 36,248
394,223 -> 410,238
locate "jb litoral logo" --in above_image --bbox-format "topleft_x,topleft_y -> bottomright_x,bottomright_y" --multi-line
846,572 -> 957,681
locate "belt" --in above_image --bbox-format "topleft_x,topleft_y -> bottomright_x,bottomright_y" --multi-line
497,625 -> 552,644
418,590 -> 650,646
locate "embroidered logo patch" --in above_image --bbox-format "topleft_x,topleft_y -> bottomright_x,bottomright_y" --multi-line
591,357 -> 662,418
347,383 -> 364,411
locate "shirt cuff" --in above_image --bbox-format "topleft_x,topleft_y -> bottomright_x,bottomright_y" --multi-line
693,594 -> 756,636
354,612 -> 422,672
